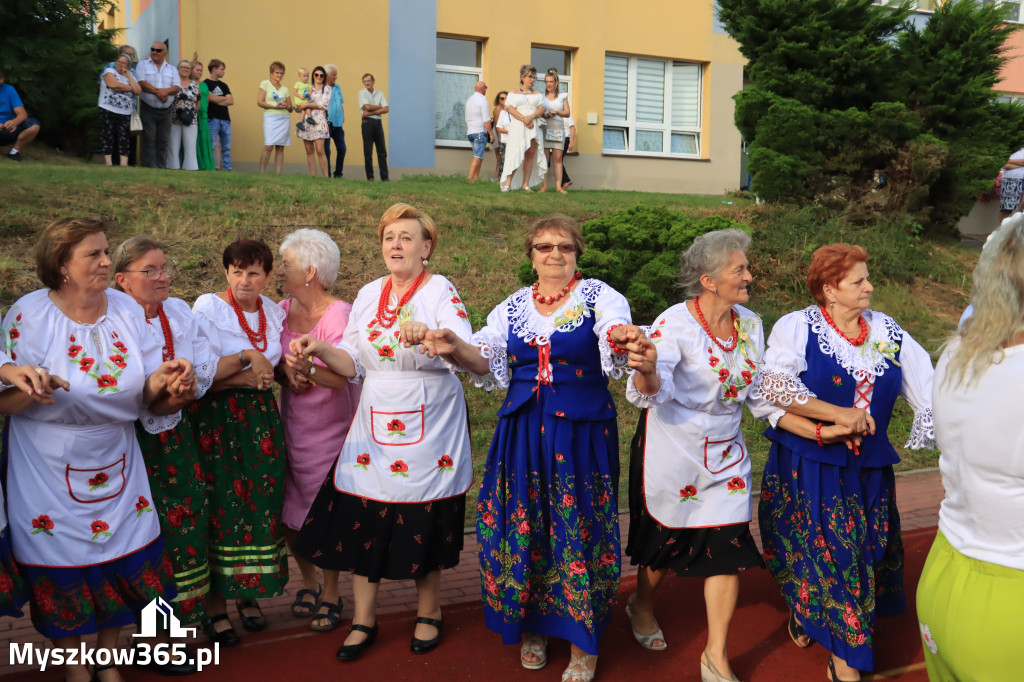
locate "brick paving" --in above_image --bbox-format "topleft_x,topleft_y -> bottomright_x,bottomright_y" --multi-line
0,468 -> 943,677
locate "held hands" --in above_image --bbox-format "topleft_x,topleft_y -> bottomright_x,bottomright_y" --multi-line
154,358 -> 195,396
818,424 -> 862,453
833,406 -> 876,437
609,325 -> 658,374
281,362 -> 313,395
288,334 -> 323,359
1,365 -> 70,404
399,322 -> 429,348
417,329 -> 461,359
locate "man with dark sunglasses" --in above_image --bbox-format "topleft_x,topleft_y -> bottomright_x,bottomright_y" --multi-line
136,42 -> 180,168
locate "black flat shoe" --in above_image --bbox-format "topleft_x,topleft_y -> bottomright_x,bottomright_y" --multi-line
236,599 -> 267,632
201,613 -> 240,647
336,622 -> 378,661
410,616 -> 443,654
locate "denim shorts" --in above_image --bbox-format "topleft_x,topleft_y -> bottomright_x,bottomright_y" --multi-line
0,117 -> 39,145
468,131 -> 488,158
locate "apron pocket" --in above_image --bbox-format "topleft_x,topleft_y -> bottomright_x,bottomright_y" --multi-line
66,454 -> 127,503
370,405 -> 425,446
703,434 -> 745,475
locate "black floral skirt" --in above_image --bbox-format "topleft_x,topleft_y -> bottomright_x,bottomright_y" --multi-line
294,468 -> 465,582
625,410 -> 764,577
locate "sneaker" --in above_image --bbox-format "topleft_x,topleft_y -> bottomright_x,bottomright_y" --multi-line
7,150 -> 22,162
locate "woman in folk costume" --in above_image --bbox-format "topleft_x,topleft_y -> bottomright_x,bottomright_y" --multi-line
614,229 -> 842,682
753,243 -> 934,682
291,203 -> 473,661
191,239 -> 287,646
406,215 -> 631,682
0,217 -> 195,682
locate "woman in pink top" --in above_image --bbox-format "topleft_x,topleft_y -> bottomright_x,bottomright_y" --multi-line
276,228 -> 360,632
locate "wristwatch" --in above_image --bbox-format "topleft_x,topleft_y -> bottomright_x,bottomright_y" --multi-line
308,364 -> 317,377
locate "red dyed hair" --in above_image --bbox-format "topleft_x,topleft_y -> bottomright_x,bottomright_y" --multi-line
806,244 -> 870,306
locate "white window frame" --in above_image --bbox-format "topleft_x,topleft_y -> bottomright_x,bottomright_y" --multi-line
435,37 -> 483,148
982,0 -> 1022,23
602,54 -> 703,159
531,46 -> 573,101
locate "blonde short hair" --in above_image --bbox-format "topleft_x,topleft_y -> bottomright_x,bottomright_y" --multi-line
377,203 -> 438,259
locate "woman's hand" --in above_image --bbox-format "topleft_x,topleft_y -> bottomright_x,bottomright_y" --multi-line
244,350 -> 274,378
281,362 -> 313,394
399,322 -> 430,348
419,328 -> 460,358
819,424 -> 860,449
832,406 -> 875,436
1,365 -> 71,405
245,366 -> 275,391
289,334 -> 324,359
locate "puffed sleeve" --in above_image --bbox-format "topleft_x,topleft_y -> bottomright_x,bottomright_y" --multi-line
336,288 -> 370,384
625,312 -> 680,408
191,294 -> 223,358
751,311 -> 816,408
899,330 -> 936,449
430,278 -> 474,373
470,301 -> 510,391
591,282 -> 632,378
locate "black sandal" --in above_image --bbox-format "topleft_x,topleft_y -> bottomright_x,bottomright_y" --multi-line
291,584 -> 322,617
236,598 -> 267,632
788,610 -> 813,649
310,598 -> 344,632
91,663 -> 115,682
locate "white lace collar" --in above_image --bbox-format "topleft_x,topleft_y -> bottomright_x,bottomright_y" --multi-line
804,305 -> 902,379
506,278 -> 607,342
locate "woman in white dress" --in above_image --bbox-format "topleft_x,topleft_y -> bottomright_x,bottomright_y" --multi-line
538,69 -> 570,194
612,229 -> 845,682
500,64 -> 547,192
0,218 -> 195,682
291,203 -> 473,662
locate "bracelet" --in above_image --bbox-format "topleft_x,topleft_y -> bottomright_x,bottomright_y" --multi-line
606,324 -> 627,355
815,422 -> 825,447
238,349 -> 248,368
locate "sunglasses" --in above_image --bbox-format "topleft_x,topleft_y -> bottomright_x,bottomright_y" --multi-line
531,243 -> 577,254
151,47 -> 165,53
314,73 -> 325,78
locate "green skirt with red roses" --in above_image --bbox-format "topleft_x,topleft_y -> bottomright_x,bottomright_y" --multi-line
192,388 -> 289,599
0,523 -> 27,618
135,415 -> 210,625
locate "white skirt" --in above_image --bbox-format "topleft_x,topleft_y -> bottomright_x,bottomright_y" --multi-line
263,113 -> 291,146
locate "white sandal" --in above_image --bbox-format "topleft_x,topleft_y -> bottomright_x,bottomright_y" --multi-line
561,653 -> 597,682
520,633 -> 547,670
626,595 -> 667,651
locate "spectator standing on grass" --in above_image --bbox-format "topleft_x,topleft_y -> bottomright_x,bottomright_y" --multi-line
999,147 -> 1024,218
99,45 -> 139,166
98,54 -> 140,167
324,64 -> 346,178
538,69 -> 569,194
465,81 -> 493,182
560,114 -> 576,190
358,73 -> 389,181
137,41 -> 180,168
0,67 -> 41,162
167,60 -> 199,171
295,66 -> 331,177
204,59 -> 234,170
194,60 -> 215,171
491,91 -> 509,182
258,61 -> 292,175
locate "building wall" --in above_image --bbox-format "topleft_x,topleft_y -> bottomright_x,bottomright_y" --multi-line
112,0 -> 745,193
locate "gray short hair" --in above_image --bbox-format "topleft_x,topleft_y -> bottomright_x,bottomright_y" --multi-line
279,228 -> 340,289
678,228 -> 752,296
325,63 -> 338,75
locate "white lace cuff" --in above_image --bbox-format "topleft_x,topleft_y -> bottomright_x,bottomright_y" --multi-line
194,357 -> 217,400
599,333 -> 628,380
905,408 -> 935,450
625,366 -> 673,408
752,368 -> 816,406
470,330 -> 508,391
140,410 -> 182,435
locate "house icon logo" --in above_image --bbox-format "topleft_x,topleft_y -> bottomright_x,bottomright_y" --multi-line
133,596 -> 197,638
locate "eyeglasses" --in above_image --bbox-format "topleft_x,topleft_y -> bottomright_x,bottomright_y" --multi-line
499,97 -> 507,101
123,266 -> 175,280
531,243 -> 576,254
151,47 -> 165,53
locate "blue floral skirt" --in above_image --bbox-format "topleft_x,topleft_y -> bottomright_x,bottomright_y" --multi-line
477,401 -> 620,656
758,442 -> 905,671
18,538 -> 176,638
0,524 -> 27,618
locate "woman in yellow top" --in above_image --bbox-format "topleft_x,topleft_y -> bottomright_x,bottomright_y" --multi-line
257,61 -> 292,174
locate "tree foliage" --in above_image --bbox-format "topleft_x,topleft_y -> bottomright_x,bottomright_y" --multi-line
718,0 -> 1024,230
0,0 -> 120,154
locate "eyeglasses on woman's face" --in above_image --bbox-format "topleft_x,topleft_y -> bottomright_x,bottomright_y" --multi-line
314,72 -> 325,79
123,265 -> 175,280
531,243 -> 576,254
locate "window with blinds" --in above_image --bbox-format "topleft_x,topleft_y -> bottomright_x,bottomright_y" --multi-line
602,54 -> 702,157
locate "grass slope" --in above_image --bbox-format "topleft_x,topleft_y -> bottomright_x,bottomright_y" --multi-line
1,162 -> 977,519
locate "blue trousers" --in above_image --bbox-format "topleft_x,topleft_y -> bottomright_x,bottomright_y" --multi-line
208,118 -> 232,170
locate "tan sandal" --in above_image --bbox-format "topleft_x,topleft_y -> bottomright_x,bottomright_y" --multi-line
701,651 -> 741,682
520,633 -> 547,670
562,653 -> 597,682
626,594 -> 667,651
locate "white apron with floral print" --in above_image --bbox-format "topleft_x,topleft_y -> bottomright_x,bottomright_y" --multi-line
2,289 -> 163,567
330,275 -> 473,503
626,303 -> 770,529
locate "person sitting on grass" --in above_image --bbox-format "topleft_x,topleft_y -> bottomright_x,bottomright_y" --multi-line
0,67 -> 40,162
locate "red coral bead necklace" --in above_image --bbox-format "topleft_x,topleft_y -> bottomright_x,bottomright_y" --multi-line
376,269 -> 426,328
227,288 -> 268,351
532,271 -> 582,305
155,305 -> 175,361
693,296 -> 738,353
820,306 -> 868,346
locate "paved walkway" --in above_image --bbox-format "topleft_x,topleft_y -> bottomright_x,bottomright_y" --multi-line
0,468 -> 944,678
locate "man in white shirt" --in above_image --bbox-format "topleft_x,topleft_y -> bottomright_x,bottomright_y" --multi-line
465,81 -> 493,181
135,41 -> 180,168
357,73 -> 389,181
